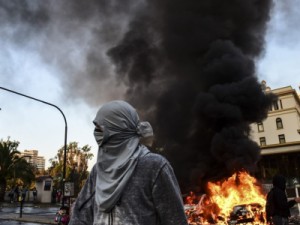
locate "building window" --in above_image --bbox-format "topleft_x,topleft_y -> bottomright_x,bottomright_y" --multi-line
278,134 -> 286,144
257,122 -> 264,132
260,137 -> 266,146
273,101 -> 279,110
44,180 -> 52,191
279,99 -> 283,109
276,118 -> 283,129
269,105 -> 273,111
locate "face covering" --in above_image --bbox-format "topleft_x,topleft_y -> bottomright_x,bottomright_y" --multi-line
92,100 -> 153,212
94,127 -> 104,146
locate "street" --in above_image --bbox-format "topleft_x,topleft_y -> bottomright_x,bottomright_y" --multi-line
0,202 -> 59,225
0,221 -> 44,225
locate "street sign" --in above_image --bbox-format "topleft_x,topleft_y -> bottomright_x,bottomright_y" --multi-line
64,182 -> 74,197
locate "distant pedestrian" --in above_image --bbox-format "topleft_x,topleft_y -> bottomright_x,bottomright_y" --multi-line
57,189 -> 62,203
14,186 -> 19,202
266,174 -> 300,225
33,187 -> 37,201
21,187 -> 28,201
8,189 -> 14,203
52,188 -> 57,203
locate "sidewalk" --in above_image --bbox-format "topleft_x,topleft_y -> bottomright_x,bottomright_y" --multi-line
0,202 -> 60,224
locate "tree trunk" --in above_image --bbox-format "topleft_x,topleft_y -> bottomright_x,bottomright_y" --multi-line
0,178 -> 7,202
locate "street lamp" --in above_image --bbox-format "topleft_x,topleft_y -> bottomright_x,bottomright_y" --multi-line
0,86 -> 68,207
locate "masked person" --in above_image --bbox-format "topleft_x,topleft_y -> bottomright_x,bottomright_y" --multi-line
266,174 -> 300,225
69,100 -> 188,225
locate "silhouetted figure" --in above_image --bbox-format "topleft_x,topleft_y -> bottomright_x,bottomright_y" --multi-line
52,188 -> 57,203
266,174 -> 300,225
21,187 -> 27,201
14,186 -> 19,202
32,187 -> 37,201
56,189 -> 62,203
8,189 -> 14,203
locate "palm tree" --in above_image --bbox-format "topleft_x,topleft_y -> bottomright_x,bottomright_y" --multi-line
0,138 -> 35,201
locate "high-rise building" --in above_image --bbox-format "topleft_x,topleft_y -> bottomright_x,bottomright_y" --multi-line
250,82 -> 300,184
36,156 -> 46,171
20,149 -> 45,172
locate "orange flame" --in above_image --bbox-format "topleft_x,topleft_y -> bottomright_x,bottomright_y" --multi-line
185,171 -> 267,225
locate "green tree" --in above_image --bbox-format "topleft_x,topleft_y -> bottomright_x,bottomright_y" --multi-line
0,138 -> 35,201
48,142 -> 94,196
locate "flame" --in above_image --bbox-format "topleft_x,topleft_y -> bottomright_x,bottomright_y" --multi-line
185,171 -> 267,225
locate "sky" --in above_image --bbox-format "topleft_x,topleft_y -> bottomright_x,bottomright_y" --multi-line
0,0 -> 299,170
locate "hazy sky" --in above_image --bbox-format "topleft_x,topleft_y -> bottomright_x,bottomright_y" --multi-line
0,0 -> 299,170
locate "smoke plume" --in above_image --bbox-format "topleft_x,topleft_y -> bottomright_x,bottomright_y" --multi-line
107,0 -> 276,191
0,0 -> 276,192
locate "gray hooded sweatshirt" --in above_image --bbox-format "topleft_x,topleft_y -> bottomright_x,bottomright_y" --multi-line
69,100 -> 188,225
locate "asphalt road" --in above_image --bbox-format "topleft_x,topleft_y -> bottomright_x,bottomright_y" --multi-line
0,202 -> 60,225
0,221 -> 46,225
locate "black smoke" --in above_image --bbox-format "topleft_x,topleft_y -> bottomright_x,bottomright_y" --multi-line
107,0 -> 276,192
0,0 -> 276,192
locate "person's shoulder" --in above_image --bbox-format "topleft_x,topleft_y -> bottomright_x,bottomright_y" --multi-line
135,151 -> 172,180
140,151 -> 169,167
272,187 -> 285,195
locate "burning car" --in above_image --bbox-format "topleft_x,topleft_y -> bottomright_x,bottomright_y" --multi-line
185,172 -> 267,225
228,203 -> 265,225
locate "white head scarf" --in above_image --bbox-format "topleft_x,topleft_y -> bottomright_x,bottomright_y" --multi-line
93,100 -> 153,212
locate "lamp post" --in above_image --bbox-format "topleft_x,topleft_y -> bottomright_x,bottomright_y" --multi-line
0,86 -> 68,207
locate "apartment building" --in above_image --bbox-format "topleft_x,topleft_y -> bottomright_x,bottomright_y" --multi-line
250,82 -> 300,184
21,149 -> 45,172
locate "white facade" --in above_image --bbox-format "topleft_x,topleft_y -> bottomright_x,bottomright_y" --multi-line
250,85 -> 300,155
35,176 -> 53,203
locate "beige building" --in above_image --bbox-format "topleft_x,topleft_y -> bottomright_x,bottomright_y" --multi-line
36,156 -> 46,171
250,83 -> 300,184
21,149 -> 45,172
